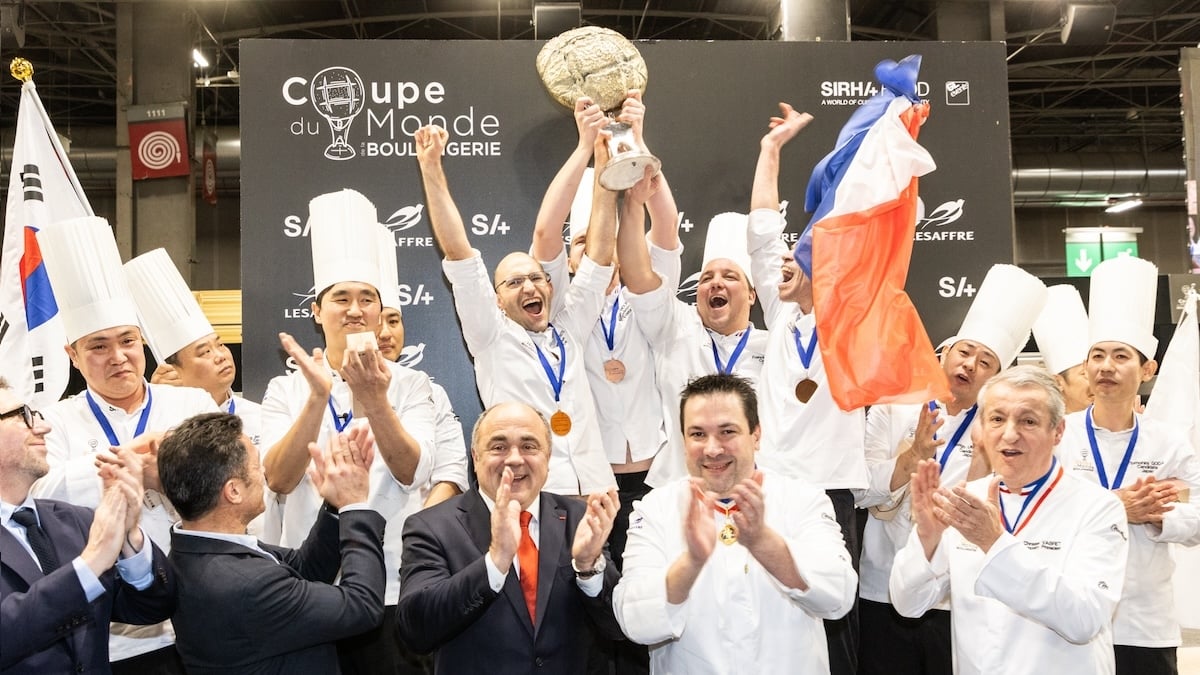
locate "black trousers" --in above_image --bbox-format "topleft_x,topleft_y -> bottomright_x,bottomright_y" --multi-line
587,470 -> 651,675
824,489 -> 860,675
1115,645 -> 1177,675
338,605 -> 431,675
110,644 -> 187,675
857,600 -> 952,675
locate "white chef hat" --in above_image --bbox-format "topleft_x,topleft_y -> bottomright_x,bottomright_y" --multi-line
701,212 -> 754,287
568,167 -> 594,242
124,248 -> 214,363
308,189 -> 382,297
938,264 -> 1048,370
1088,255 -> 1158,359
376,224 -> 402,313
1032,284 -> 1089,375
37,216 -> 140,344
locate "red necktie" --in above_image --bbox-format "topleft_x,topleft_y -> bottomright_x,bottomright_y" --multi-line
518,510 -> 538,624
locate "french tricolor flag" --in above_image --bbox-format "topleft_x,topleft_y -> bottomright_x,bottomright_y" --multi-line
795,55 -> 950,411
0,78 -> 92,407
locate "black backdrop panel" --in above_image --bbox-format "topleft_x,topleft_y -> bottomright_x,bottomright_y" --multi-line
241,39 -> 1012,428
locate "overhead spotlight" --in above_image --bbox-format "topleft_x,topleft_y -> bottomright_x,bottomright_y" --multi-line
1105,198 -> 1143,214
192,48 -> 209,68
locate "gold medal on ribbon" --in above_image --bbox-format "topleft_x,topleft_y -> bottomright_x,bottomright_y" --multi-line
603,358 -> 626,383
714,500 -> 739,545
550,410 -> 573,436
794,378 -> 818,403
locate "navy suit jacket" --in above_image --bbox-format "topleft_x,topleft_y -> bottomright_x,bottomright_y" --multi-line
397,490 -> 622,674
0,499 -> 175,675
168,507 -> 386,675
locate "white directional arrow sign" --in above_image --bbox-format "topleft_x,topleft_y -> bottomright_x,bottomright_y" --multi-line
1074,248 -> 1094,273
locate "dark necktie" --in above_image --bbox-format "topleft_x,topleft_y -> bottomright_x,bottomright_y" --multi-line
11,507 -> 60,574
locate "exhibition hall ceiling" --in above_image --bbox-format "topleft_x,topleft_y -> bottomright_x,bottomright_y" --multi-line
2,0 -> 1199,156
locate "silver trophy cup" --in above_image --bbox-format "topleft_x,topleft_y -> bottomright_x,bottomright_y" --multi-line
537,27 -> 660,190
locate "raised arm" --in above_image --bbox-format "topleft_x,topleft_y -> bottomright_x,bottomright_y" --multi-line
415,125 -> 473,261
531,97 -> 606,262
618,91 -> 680,253
583,133 -> 617,268
341,349 -> 434,486
751,103 -> 813,212
263,332 -> 333,494
616,167 -> 661,295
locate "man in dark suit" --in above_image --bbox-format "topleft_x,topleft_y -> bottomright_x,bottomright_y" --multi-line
160,412 -> 386,675
397,401 -> 623,673
0,381 -> 175,674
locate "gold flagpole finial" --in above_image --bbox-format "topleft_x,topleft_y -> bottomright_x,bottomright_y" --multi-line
10,58 -> 33,82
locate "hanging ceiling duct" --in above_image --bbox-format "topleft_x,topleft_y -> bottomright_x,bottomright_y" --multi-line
1010,152 -> 1185,208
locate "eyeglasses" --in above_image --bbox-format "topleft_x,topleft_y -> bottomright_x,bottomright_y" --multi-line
495,272 -> 550,290
0,404 -> 43,430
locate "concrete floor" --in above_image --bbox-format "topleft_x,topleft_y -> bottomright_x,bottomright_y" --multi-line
1183,629 -> 1200,674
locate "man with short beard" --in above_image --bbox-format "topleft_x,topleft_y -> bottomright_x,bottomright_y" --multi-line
1,379 -> 175,674
162,413 -> 386,674
415,124 -> 617,497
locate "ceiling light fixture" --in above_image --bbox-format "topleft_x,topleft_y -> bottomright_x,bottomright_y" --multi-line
192,48 -> 209,68
1104,198 -> 1142,214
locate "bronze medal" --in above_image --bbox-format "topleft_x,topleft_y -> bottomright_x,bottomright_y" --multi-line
603,359 -> 626,383
794,378 -> 818,403
550,410 -> 573,436
719,522 -> 738,546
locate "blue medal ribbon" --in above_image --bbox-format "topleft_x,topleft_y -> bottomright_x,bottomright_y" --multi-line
535,325 -> 567,403
327,396 -> 353,433
999,458 -> 1063,536
225,397 -> 236,415
936,404 -> 977,472
710,325 -> 753,375
86,388 -> 153,447
599,293 -> 620,354
1000,458 -> 1055,532
790,324 -> 818,369
1085,406 -> 1139,489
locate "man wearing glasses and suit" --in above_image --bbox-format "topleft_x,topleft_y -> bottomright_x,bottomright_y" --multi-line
0,379 -> 175,673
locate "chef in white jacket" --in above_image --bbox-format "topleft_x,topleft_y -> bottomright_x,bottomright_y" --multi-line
1055,256 -> 1200,675
890,365 -> 1128,675
614,374 -> 856,675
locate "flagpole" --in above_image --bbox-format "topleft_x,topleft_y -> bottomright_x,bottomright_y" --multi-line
11,59 -> 94,216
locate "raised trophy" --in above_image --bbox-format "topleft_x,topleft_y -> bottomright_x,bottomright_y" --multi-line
309,66 -> 365,161
536,26 -> 660,190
